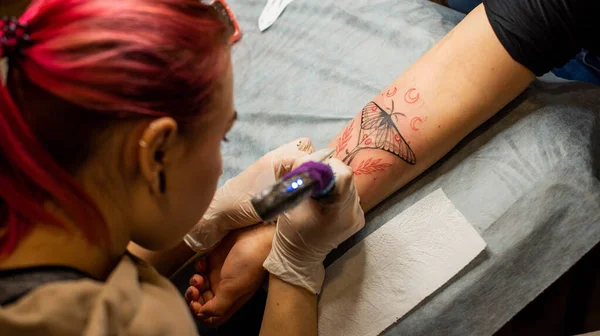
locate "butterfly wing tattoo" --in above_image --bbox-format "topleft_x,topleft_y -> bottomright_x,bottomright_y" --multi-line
358,101 -> 416,165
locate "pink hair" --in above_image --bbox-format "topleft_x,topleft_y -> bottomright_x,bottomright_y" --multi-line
0,0 -> 228,254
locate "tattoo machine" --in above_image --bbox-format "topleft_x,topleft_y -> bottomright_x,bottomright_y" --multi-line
251,149 -> 336,221
183,149 -> 335,254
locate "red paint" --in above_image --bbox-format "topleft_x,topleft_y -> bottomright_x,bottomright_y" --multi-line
394,134 -> 401,142
362,134 -> 368,140
371,105 -> 378,111
404,88 -> 420,104
365,138 -> 372,145
410,117 -> 422,131
386,87 -> 397,97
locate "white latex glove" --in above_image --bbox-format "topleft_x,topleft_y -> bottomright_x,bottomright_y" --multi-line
263,154 -> 365,294
184,138 -> 315,253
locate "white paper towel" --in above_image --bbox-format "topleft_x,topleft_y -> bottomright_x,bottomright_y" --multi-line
318,189 -> 486,336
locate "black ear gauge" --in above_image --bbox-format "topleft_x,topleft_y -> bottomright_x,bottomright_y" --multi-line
159,171 -> 166,193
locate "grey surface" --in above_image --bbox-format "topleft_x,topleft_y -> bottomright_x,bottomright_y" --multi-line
174,0 -> 600,335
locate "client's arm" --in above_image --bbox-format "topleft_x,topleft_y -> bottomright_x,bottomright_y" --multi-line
327,4 -> 534,211
260,274 -> 317,336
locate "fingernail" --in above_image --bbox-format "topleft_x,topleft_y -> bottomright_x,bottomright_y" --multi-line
196,258 -> 207,271
185,288 -> 193,300
196,313 -> 206,319
190,277 -> 198,286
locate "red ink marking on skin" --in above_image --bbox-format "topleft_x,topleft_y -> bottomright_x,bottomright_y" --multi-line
410,117 -> 422,131
394,134 -> 401,142
353,158 -> 393,176
404,88 -> 420,104
386,87 -> 397,97
371,105 -> 378,111
335,120 -> 354,156
365,138 -> 372,145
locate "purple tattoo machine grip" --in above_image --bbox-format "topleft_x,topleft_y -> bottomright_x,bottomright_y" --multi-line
251,161 -> 335,221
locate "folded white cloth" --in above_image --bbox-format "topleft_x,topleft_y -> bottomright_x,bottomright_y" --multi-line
318,189 -> 486,336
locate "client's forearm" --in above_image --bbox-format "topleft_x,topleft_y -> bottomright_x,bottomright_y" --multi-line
261,274 -> 317,336
327,4 -> 535,211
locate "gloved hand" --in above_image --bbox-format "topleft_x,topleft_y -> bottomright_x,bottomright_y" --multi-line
185,138 -> 315,253
263,154 -> 365,294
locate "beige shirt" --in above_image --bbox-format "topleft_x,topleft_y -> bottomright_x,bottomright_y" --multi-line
0,255 -> 198,335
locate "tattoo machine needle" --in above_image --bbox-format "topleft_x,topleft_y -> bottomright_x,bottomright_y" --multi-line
251,148 -> 336,221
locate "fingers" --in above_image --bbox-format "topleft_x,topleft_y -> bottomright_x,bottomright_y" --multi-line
189,274 -> 206,290
195,258 -> 207,273
195,293 -> 236,320
187,274 -> 209,318
187,272 -> 209,303
325,158 -> 355,198
202,290 -> 214,303
289,148 -> 336,170
195,292 -> 255,327
190,300 -> 204,315
324,158 -> 365,232
296,138 -> 315,153
276,137 -> 315,154
187,262 -> 213,319
272,139 -> 318,180
185,286 -> 204,304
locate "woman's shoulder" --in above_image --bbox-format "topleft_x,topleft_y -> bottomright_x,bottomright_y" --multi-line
0,254 -> 198,336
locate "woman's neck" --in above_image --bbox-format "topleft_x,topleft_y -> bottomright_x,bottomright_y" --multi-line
0,223 -> 121,280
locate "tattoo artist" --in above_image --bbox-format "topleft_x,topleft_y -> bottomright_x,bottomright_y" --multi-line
0,1 -> 364,335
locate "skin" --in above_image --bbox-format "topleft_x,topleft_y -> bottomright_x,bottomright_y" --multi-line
187,4 -> 536,332
186,224 -> 277,326
330,4 -> 533,211
260,274 -> 317,336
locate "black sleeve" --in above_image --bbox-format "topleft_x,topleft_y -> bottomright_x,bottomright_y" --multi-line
483,0 -> 598,76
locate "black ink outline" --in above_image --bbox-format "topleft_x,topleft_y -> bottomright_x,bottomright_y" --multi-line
342,101 -> 416,165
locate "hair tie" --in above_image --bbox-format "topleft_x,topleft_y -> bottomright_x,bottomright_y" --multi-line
1,16 -> 30,58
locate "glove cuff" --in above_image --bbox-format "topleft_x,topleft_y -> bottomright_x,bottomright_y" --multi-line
263,230 -> 326,295
184,215 -> 228,253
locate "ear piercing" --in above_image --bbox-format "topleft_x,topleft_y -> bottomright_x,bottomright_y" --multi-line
159,171 -> 166,193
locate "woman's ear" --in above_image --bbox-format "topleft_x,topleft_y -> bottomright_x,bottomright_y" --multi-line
138,117 -> 178,194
